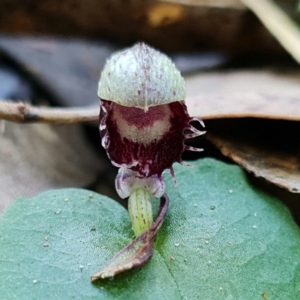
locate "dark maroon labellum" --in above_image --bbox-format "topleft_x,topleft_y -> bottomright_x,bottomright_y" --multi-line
100,99 -> 192,177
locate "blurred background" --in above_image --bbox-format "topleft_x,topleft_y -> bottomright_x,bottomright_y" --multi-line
0,0 -> 300,224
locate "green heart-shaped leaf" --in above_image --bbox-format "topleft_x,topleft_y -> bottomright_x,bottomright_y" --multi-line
1,158 -> 300,299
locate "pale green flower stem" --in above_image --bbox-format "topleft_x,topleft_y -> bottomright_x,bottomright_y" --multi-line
128,188 -> 153,237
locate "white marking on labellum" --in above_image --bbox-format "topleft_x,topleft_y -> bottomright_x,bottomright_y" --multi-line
113,104 -> 172,145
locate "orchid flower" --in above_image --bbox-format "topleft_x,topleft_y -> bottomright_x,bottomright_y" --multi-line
91,43 -> 205,281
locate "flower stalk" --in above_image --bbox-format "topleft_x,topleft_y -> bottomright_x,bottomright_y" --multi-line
128,188 -> 153,237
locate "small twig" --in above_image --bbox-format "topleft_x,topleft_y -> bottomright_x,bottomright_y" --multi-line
0,100 -> 99,124
241,0 -> 300,65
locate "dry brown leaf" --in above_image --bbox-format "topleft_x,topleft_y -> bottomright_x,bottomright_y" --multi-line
206,119 -> 300,193
185,69 -> 300,120
185,69 -> 300,193
185,69 -> 300,194
0,121 -> 108,214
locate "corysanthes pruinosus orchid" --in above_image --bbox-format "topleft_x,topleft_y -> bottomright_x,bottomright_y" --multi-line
91,43 -> 205,281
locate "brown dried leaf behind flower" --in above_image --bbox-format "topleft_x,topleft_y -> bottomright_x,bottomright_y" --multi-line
206,119 -> 300,193
185,70 -> 300,121
185,69 -> 300,193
